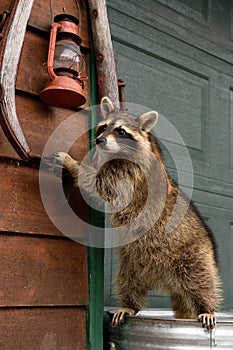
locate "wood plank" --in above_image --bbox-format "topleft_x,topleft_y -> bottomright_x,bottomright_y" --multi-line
0,127 -> 20,159
16,31 -> 49,97
0,160 -> 88,236
0,308 -> 87,350
16,31 -> 90,106
1,62 -> 89,159
29,0 -> 90,48
0,0 -> 90,160
0,0 -> 12,13
15,94 -> 89,157
0,235 -> 88,306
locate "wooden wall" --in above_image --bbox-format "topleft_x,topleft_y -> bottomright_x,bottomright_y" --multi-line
0,1 -> 90,349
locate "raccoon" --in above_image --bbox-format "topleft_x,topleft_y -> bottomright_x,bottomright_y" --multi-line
50,96 -> 222,330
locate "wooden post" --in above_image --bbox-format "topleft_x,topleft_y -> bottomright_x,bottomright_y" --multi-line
88,0 -> 119,107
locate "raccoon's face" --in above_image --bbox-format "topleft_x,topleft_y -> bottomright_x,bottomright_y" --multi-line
95,121 -> 137,154
95,97 -> 158,165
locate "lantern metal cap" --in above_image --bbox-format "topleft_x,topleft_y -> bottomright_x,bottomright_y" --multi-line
54,14 -> 79,26
54,14 -> 82,45
40,76 -> 86,108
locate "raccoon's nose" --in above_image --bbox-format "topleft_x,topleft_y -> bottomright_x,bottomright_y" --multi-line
96,137 -> 107,148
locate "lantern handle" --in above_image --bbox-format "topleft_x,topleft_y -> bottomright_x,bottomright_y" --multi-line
47,22 -> 61,80
78,54 -> 88,83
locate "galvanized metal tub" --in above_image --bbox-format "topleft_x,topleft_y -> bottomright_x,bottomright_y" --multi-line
105,310 -> 233,349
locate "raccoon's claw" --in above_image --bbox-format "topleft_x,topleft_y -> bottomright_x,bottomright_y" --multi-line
112,308 -> 136,327
52,152 -> 70,164
198,313 -> 216,330
41,152 -> 70,173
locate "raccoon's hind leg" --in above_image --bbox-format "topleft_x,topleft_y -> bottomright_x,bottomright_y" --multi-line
198,313 -> 216,330
112,272 -> 148,326
171,291 -> 217,330
112,308 -> 137,327
191,290 -> 217,330
171,293 -> 197,320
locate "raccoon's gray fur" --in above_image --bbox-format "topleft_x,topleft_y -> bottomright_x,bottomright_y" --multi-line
51,96 -> 222,330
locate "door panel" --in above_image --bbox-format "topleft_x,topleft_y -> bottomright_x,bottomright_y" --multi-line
105,0 -> 233,311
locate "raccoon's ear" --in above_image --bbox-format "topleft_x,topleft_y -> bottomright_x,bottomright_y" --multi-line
101,96 -> 115,119
139,111 -> 159,132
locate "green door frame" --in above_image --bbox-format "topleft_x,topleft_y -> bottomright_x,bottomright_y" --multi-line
88,47 -> 104,350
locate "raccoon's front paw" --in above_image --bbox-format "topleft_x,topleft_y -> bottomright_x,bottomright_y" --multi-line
112,308 -> 137,327
52,152 -> 71,165
42,152 -> 72,173
42,151 -> 68,164
198,313 -> 216,330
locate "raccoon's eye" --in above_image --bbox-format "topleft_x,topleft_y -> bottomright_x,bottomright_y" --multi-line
115,128 -> 126,137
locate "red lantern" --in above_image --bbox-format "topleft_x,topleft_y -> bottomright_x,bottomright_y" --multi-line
40,14 -> 86,108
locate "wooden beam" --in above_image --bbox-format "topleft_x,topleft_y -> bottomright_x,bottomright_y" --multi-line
0,0 -> 34,160
88,0 -> 119,107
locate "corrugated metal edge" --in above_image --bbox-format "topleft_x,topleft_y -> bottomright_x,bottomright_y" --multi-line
105,310 -> 233,350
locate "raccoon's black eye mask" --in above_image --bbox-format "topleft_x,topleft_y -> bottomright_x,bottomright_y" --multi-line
114,127 -> 126,137
114,127 -> 135,141
96,124 -> 107,137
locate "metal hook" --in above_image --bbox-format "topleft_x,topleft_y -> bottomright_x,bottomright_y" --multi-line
0,10 -> 10,33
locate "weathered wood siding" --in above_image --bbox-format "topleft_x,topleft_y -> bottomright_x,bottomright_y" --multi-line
105,0 -> 233,311
0,1 -> 90,349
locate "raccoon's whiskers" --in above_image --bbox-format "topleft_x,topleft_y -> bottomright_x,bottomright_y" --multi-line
119,143 -> 136,156
120,143 -> 152,169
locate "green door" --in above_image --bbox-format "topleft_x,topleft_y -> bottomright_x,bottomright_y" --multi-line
105,0 -> 233,311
